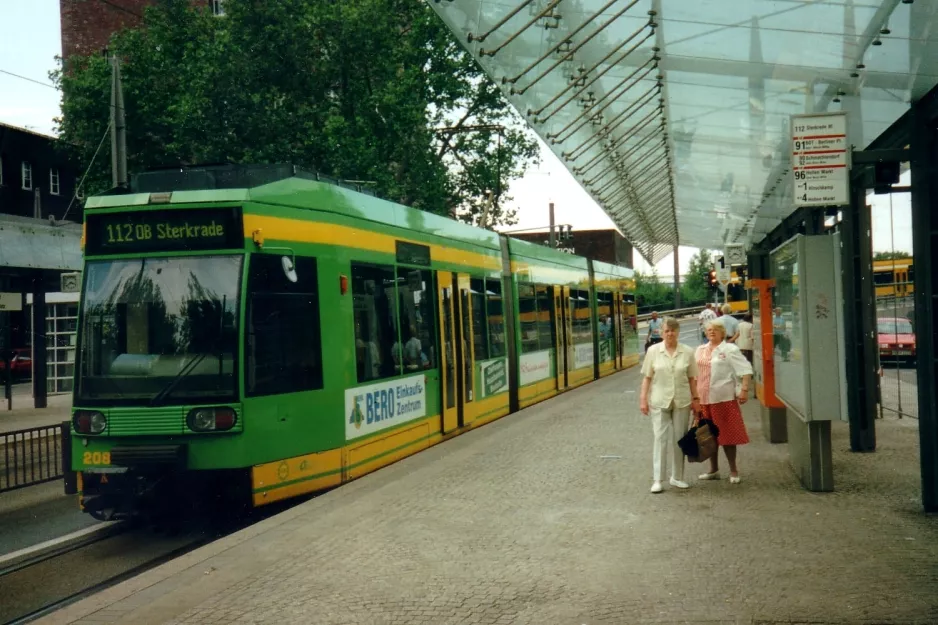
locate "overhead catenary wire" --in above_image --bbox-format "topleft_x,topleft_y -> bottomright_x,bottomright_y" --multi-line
59,122 -> 112,224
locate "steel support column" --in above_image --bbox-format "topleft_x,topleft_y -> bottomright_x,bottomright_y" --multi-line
839,182 -> 877,452
31,272 -> 47,409
909,103 -> 938,512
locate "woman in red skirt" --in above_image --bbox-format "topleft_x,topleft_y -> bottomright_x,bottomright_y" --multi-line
695,318 -> 754,484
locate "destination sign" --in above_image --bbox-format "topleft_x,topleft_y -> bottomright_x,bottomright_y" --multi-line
791,112 -> 850,207
85,207 -> 244,255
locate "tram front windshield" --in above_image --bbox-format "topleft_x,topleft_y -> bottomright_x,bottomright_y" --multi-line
77,255 -> 242,406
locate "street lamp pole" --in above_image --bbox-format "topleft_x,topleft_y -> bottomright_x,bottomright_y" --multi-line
548,202 -> 556,248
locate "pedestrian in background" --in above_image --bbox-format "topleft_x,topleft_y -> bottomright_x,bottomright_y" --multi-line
737,314 -> 754,364
720,304 -> 739,343
645,311 -> 663,352
698,304 -> 716,344
639,317 -> 700,494
695,319 -> 753,484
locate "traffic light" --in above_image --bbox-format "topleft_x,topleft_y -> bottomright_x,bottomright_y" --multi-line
708,269 -> 717,288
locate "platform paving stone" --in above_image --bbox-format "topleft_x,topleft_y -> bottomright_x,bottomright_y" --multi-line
38,365 -> 938,625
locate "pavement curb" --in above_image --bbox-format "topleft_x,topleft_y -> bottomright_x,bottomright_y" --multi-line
0,520 -> 124,574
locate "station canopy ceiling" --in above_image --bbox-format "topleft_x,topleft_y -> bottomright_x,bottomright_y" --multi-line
428,0 -> 938,264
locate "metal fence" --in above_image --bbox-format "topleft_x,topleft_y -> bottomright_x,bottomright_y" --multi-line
0,422 -> 73,493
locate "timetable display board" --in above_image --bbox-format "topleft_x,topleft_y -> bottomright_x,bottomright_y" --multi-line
85,207 -> 244,255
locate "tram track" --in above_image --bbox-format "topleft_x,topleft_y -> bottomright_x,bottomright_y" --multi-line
0,495 -> 312,625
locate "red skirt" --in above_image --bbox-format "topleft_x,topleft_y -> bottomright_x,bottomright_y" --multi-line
701,400 -> 749,446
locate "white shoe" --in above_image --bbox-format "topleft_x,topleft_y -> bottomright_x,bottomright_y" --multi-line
669,478 -> 690,489
650,481 -> 663,494
698,471 -> 720,480
729,475 -> 741,484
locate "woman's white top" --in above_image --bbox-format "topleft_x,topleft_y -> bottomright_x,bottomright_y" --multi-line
696,341 -> 753,404
641,342 -> 698,409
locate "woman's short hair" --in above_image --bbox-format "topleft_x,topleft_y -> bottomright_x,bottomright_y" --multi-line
706,319 -> 727,336
720,303 -> 732,315
663,316 -> 680,332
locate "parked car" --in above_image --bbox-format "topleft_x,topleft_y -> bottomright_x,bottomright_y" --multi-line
877,317 -> 916,365
0,348 -> 32,380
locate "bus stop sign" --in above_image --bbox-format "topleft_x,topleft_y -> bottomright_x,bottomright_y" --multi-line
716,268 -> 731,285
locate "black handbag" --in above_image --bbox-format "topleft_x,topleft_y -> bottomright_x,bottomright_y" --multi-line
678,417 -> 721,463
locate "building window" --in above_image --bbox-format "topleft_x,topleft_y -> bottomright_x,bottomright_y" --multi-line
245,254 -> 323,396
21,161 -> 32,190
211,0 -> 225,16
50,169 -> 60,195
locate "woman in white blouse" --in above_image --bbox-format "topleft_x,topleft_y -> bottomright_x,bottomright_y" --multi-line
639,317 -> 700,494
695,319 -> 754,484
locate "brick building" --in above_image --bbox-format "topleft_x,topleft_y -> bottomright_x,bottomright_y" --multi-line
507,228 -> 634,268
61,0 -> 224,61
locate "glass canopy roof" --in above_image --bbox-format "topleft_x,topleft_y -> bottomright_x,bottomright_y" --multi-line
428,0 -> 938,264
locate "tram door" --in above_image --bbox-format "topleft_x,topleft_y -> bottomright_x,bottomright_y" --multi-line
613,292 -> 624,369
437,272 -> 459,433
554,286 -> 572,390
437,272 -> 474,433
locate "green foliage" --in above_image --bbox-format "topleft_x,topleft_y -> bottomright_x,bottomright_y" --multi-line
682,248 -> 713,306
52,0 -> 539,226
873,250 -> 912,261
634,271 -> 675,312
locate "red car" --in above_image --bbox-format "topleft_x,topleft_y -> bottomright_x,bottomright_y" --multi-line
877,317 -> 916,364
0,348 -> 32,380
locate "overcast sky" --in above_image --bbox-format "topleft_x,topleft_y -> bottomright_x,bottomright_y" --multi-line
0,0 -> 912,273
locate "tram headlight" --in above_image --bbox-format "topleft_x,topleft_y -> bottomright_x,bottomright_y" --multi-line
73,410 -> 107,435
187,407 -> 237,432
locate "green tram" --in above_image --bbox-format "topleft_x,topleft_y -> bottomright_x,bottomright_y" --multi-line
72,165 -> 639,519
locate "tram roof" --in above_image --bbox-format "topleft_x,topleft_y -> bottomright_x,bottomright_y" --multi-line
426,0 -> 938,264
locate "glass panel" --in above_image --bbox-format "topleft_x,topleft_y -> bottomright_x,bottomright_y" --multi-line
352,263 -> 399,383
572,289 -> 593,345
77,256 -> 242,405
460,287 -> 473,402
487,279 -> 505,358
878,319 -> 914,335
442,284 -> 455,409
470,277 -> 489,362
771,238 -> 804,415
246,255 -> 324,396
597,291 -> 615,361
427,1 -> 938,261
397,268 -> 435,371
535,285 -> 554,351
518,283 -> 539,354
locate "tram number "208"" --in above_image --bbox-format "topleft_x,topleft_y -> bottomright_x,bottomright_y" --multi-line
82,451 -> 111,466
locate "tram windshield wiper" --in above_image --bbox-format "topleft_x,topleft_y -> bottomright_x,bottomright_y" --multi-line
148,352 -> 210,407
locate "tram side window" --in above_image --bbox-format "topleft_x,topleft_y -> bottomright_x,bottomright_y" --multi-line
518,283 -> 539,354
352,263 -> 399,383
597,291 -> 614,341
246,255 -> 323,396
397,268 -> 436,371
873,269 -> 893,286
536,285 -> 555,351
572,289 -> 592,344
487,279 -> 505,358
470,278 -> 490,361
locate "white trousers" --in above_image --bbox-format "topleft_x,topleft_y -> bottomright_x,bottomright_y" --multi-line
650,405 -> 691,482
